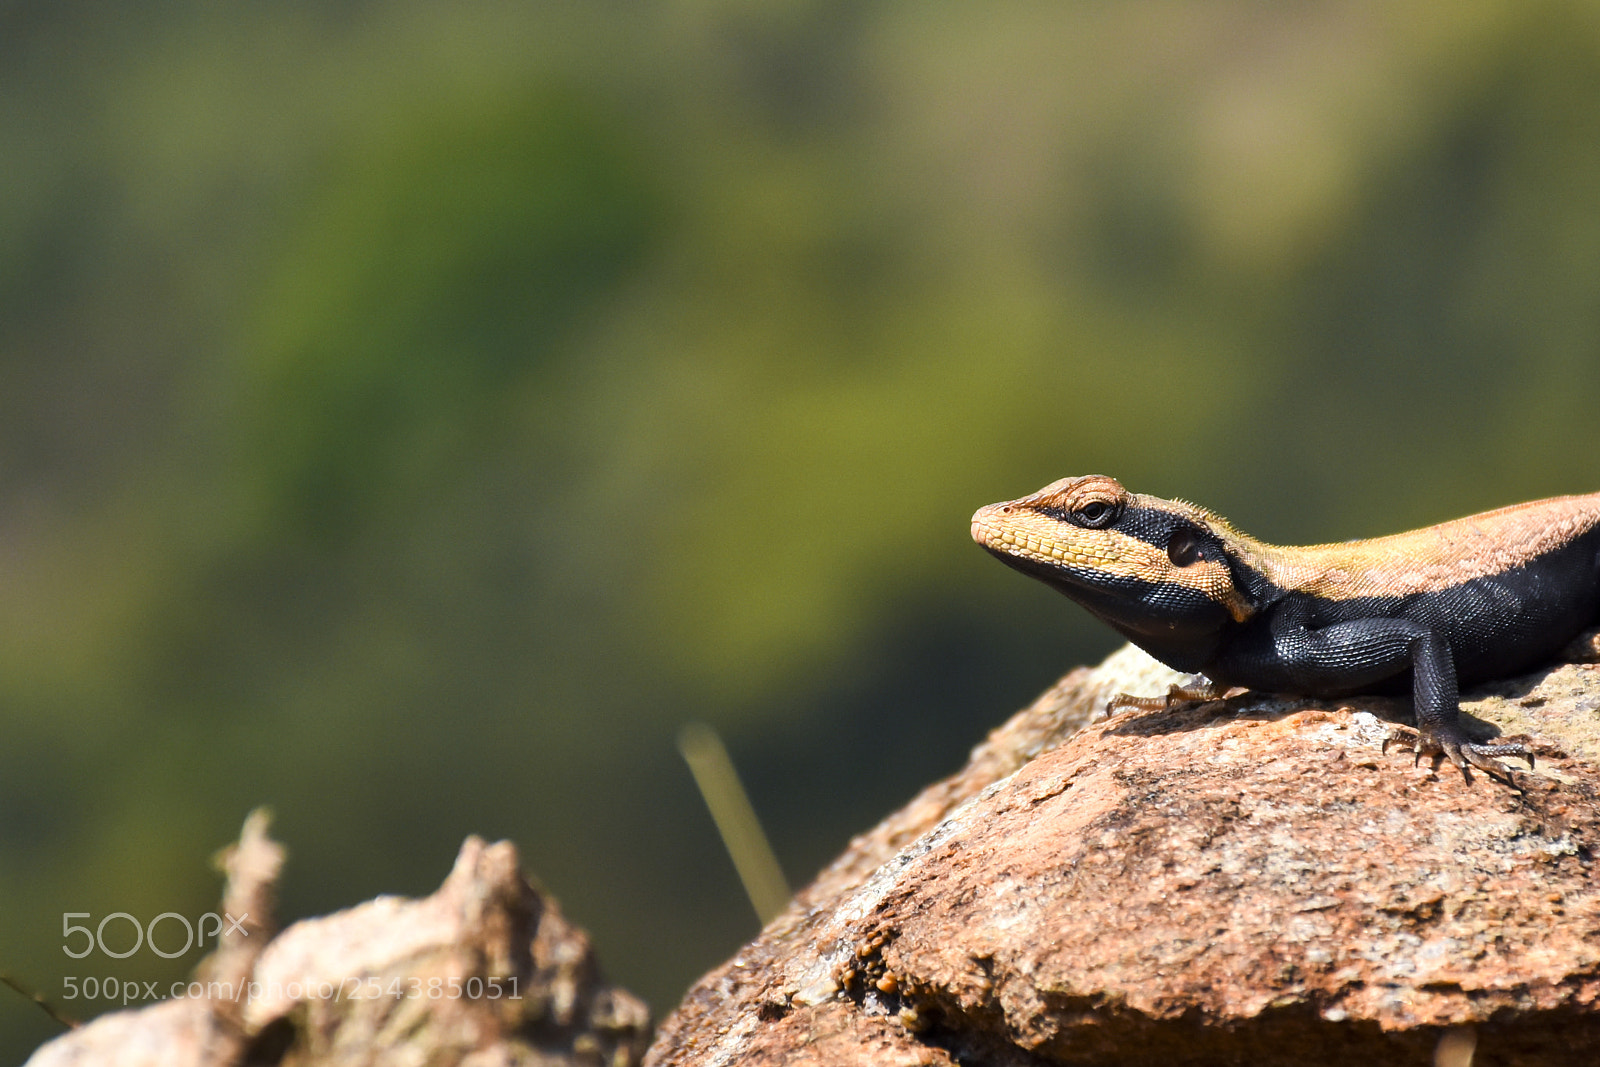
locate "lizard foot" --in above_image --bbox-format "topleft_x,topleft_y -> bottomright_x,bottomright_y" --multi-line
1383,725 -> 1533,783
1104,679 -> 1230,719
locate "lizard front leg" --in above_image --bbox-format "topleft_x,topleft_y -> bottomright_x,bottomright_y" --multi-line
1271,616 -> 1533,781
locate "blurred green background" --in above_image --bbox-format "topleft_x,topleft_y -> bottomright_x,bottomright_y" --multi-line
6,0 -> 1600,1057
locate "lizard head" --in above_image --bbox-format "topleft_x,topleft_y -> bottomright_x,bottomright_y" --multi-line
971,475 -> 1255,671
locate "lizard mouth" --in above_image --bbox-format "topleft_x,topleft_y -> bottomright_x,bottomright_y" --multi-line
970,508 -> 1109,603
970,506 -> 1113,570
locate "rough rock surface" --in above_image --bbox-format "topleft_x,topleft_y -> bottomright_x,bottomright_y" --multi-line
26,814 -> 650,1067
646,642 -> 1600,1067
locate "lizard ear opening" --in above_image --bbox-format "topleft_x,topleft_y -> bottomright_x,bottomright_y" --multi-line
1168,527 -> 1204,567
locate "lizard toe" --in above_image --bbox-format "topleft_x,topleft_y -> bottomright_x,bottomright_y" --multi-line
1415,735 -> 1485,785
1104,691 -> 1164,717
1463,739 -> 1534,773
1380,723 -> 1420,757
1382,724 -> 1445,770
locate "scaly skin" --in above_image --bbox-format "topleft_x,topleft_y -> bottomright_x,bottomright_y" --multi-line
972,476 -> 1600,780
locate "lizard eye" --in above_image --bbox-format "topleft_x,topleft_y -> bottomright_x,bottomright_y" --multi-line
1073,500 -> 1118,528
1167,528 -> 1204,567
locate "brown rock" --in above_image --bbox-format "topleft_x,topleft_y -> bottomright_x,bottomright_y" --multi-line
647,643 -> 1600,1067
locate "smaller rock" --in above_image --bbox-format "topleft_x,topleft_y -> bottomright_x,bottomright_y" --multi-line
25,813 -> 650,1067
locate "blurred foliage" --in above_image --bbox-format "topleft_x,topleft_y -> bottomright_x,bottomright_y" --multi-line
5,0 -> 1600,1058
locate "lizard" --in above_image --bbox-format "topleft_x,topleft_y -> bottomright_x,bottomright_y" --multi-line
970,475 -> 1600,780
